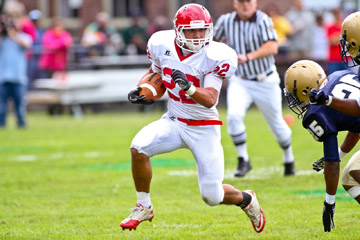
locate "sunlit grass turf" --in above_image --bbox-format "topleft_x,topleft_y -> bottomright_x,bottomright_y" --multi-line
0,107 -> 359,239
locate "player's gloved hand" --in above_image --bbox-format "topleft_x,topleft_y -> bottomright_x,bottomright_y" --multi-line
313,157 -> 325,172
322,201 -> 335,232
309,89 -> 329,105
127,87 -> 154,105
172,69 -> 192,91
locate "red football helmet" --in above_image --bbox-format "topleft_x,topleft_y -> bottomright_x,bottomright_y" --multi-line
173,4 -> 213,52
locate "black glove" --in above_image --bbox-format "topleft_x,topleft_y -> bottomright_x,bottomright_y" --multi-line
171,69 -> 192,91
127,87 -> 154,105
322,201 -> 335,232
313,157 -> 325,172
309,89 -> 329,105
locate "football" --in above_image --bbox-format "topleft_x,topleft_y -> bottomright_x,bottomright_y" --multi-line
137,72 -> 166,101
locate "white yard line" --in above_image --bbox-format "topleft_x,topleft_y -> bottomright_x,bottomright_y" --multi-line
11,151 -> 114,161
14,155 -> 37,162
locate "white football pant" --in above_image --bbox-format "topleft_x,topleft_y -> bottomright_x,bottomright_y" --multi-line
131,113 -> 225,206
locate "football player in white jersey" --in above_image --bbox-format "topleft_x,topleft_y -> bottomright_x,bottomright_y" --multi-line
120,4 -> 266,233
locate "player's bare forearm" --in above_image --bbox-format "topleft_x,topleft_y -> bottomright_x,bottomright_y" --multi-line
324,161 -> 340,195
341,132 -> 360,153
329,98 -> 360,116
190,87 -> 218,108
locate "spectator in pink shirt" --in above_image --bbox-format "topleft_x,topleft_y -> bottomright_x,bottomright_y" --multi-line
39,17 -> 73,78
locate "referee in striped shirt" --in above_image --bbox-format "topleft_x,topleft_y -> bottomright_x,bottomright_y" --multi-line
213,0 -> 295,177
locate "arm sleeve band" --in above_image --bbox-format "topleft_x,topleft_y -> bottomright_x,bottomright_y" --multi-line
204,74 -> 222,92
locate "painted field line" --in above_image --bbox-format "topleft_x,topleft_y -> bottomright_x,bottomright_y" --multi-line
10,151 -> 114,162
14,155 -> 37,162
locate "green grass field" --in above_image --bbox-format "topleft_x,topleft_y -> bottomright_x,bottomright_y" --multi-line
1,107 -> 359,239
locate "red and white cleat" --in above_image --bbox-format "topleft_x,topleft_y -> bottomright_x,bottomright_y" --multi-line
242,190 -> 266,233
120,203 -> 154,230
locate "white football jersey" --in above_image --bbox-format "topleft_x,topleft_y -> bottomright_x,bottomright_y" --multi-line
147,30 -> 237,120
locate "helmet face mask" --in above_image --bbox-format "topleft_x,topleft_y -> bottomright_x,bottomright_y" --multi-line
283,90 -> 309,119
174,4 -> 213,53
284,60 -> 327,119
339,12 -> 360,67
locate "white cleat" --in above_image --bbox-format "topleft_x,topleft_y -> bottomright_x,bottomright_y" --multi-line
242,190 -> 266,233
120,203 -> 154,230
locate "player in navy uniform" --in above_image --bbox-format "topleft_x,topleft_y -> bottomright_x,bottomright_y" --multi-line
304,10 -> 360,228
283,60 -> 360,232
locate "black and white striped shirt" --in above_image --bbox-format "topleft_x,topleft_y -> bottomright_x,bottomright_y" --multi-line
213,10 -> 277,79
